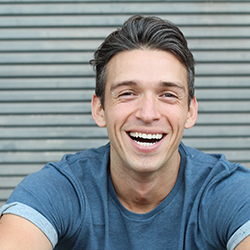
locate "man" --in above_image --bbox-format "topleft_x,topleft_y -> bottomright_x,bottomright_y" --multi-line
0,15 -> 250,249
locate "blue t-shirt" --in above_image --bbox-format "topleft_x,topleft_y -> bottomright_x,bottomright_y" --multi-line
1,142 -> 250,249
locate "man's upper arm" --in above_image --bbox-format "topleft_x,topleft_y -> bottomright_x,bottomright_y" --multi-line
0,214 -> 52,250
234,235 -> 250,250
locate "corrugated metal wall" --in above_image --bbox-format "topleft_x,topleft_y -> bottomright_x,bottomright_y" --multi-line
1,0 -> 250,206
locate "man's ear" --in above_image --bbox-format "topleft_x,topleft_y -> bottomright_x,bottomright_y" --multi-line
91,94 -> 106,127
185,96 -> 198,129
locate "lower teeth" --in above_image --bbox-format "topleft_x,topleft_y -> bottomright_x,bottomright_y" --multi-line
134,140 -> 157,146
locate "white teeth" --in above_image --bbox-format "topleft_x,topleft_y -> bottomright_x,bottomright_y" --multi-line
129,132 -> 163,140
129,132 -> 164,147
135,141 -> 157,147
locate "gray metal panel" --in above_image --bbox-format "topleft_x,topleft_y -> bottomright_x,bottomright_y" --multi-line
0,0 -> 250,204
1,2 -> 250,15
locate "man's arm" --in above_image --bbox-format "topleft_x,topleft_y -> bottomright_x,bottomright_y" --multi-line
235,235 -> 250,250
0,214 -> 52,250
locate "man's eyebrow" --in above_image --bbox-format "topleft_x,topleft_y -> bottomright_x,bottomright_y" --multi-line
110,81 -> 137,92
159,81 -> 186,93
110,81 -> 186,93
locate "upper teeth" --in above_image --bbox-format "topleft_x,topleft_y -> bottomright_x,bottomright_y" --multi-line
130,132 -> 163,140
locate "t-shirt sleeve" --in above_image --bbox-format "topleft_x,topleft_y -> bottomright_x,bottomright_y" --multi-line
0,162 -> 85,247
0,202 -> 58,248
199,164 -> 250,249
227,220 -> 250,250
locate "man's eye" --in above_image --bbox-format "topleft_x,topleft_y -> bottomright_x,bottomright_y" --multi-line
120,92 -> 133,96
163,93 -> 175,98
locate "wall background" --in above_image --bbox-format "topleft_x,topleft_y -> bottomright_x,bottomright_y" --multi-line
1,0 -> 250,206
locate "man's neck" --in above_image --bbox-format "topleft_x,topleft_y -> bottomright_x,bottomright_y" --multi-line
110,153 -> 180,214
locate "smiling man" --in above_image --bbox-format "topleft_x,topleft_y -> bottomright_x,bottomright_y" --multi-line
1,15 -> 250,250
92,49 -> 197,214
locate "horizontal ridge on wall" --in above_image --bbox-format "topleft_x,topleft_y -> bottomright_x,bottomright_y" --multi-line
0,0 -> 250,206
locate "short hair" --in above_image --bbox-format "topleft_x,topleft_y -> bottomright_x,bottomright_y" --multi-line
90,15 -> 195,108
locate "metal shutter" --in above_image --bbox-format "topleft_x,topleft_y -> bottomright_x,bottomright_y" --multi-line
1,0 -> 250,206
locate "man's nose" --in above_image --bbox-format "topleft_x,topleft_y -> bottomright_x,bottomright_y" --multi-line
135,94 -> 161,123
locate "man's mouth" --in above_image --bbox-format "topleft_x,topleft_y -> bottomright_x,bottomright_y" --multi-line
129,132 -> 164,147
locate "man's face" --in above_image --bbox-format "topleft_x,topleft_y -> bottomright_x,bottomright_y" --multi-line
92,49 -> 197,175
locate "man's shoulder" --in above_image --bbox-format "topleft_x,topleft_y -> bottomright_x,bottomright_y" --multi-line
179,141 -> 250,186
180,142 -> 224,165
60,143 -> 110,166
180,141 -> 247,170
32,143 -> 111,187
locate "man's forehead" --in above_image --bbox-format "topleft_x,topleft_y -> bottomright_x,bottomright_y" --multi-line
105,49 -> 189,92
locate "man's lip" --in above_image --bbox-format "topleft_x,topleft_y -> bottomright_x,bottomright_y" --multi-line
126,130 -> 166,147
127,131 -> 166,150
127,129 -> 166,136
129,131 -> 163,140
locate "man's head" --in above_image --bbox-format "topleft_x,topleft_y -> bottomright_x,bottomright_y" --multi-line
91,16 -> 198,175
90,15 -> 195,108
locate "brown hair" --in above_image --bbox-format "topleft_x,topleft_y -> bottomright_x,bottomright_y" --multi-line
90,15 -> 195,108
